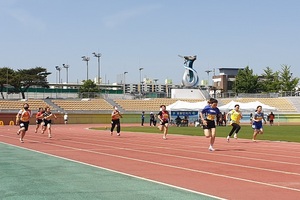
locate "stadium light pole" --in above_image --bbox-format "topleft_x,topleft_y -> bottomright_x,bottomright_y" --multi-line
123,71 -> 128,95
205,70 -> 212,88
63,64 -> 69,84
82,56 -> 90,80
92,52 -> 102,84
139,67 -> 143,95
55,66 -> 62,84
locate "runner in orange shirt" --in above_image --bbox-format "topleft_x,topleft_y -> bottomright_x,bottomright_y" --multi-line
16,103 -> 32,143
110,106 -> 122,136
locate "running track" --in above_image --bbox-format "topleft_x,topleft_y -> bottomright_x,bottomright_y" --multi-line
0,124 -> 299,200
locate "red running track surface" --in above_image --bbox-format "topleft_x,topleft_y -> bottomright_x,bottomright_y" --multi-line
1,124 -> 300,200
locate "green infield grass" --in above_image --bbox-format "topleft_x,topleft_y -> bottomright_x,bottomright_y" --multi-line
92,125 -> 300,143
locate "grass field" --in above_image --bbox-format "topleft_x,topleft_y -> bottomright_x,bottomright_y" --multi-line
93,124 -> 300,143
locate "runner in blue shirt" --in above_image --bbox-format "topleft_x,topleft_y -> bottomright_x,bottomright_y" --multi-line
199,98 -> 221,151
252,105 -> 267,142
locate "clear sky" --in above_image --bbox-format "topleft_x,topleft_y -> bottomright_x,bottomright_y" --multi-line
1,0 -> 300,85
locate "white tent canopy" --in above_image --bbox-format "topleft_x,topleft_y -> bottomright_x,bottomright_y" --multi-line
218,100 -> 277,112
166,100 -> 208,111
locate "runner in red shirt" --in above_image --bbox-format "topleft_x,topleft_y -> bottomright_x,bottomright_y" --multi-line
157,105 -> 170,140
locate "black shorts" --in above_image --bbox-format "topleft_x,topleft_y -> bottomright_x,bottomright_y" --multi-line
160,120 -> 169,126
19,121 -> 30,131
36,119 -> 43,124
43,120 -> 52,126
202,120 -> 216,129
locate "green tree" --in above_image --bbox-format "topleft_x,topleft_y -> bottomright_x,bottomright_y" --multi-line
0,67 -> 15,99
10,67 -> 51,99
235,66 -> 261,93
279,65 -> 299,92
79,79 -> 100,98
261,67 -> 280,92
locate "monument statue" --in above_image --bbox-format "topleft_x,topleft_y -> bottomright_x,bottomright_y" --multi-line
179,55 -> 199,87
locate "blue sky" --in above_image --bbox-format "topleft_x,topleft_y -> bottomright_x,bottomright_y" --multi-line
1,0 -> 300,85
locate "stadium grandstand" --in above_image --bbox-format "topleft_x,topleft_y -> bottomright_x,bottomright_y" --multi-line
1,95 -> 299,114
1,79 -> 299,125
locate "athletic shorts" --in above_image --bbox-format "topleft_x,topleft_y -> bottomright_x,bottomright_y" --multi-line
43,120 -> 52,126
202,120 -> 216,129
160,120 -> 169,126
253,121 -> 263,130
19,121 -> 29,131
36,119 -> 43,124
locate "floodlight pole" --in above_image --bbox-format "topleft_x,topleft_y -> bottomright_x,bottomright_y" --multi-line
139,67 -> 143,95
82,56 -> 90,80
63,64 -> 69,83
55,66 -> 62,83
93,52 -> 102,84
123,71 -> 128,94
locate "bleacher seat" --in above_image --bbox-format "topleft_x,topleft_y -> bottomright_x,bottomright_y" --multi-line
0,99 -> 53,111
52,99 -> 112,111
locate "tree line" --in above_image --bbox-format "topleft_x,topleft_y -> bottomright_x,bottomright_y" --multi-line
0,67 -> 51,99
0,65 -> 299,99
0,67 -> 100,99
235,65 -> 299,93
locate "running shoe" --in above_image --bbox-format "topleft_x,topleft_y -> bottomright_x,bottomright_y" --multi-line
17,130 -> 20,135
163,136 -> 167,140
234,133 -> 238,139
117,133 -> 120,136
208,146 -> 215,151
226,136 -> 230,142
20,138 -> 24,143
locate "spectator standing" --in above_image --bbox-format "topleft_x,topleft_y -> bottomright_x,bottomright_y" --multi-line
249,113 -> 253,125
153,114 -> 157,126
175,115 -> 182,127
64,113 -> 68,124
222,112 -> 227,126
268,112 -> 275,126
150,112 -> 155,126
141,111 -> 145,126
